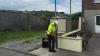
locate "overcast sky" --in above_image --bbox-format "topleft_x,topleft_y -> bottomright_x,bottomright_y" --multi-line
0,0 -> 82,14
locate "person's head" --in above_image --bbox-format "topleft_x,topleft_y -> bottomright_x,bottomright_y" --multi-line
54,20 -> 58,26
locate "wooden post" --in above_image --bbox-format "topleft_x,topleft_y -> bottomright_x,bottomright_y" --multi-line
25,10 -> 31,31
28,13 -> 31,31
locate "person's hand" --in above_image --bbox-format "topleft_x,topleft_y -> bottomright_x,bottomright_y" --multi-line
53,33 -> 57,38
51,33 -> 55,36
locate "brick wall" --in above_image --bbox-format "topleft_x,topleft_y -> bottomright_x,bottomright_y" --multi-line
83,0 -> 100,10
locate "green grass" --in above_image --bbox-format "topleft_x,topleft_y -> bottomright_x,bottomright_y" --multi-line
0,31 -> 45,44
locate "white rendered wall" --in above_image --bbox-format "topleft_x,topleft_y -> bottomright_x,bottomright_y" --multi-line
58,36 -> 82,52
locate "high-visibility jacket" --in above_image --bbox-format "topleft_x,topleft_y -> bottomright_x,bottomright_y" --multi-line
47,22 -> 56,35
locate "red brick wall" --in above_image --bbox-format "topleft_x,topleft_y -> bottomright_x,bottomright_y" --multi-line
83,0 -> 100,10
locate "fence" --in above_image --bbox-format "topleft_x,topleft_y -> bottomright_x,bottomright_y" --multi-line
0,11 -> 49,32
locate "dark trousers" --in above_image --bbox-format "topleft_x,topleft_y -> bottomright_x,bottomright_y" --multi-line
48,35 -> 55,51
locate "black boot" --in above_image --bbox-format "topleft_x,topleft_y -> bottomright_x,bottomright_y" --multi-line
49,50 -> 52,52
51,50 -> 56,52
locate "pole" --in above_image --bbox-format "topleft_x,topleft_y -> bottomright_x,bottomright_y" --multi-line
55,0 -> 58,49
55,0 -> 57,17
69,0 -> 72,32
70,0 -> 71,19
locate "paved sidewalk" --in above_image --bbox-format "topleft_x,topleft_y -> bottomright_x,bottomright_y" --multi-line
0,47 -> 35,56
87,34 -> 100,56
29,48 -> 84,56
0,39 -> 41,52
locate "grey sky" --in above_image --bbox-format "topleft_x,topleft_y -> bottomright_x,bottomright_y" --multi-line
0,0 -> 82,14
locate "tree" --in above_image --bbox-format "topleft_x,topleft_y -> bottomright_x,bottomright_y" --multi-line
71,12 -> 82,30
71,12 -> 82,20
59,12 -> 65,14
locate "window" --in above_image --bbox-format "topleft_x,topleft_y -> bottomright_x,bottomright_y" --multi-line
94,0 -> 100,3
96,16 -> 100,25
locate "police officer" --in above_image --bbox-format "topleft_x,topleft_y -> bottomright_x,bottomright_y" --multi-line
47,21 -> 58,52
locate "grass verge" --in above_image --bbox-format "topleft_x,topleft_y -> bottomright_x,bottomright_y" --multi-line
0,31 -> 45,44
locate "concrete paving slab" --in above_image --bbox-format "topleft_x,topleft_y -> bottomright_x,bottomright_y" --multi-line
29,48 -> 54,56
0,39 -> 41,52
0,47 -> 35,56
29,47 -> 84,56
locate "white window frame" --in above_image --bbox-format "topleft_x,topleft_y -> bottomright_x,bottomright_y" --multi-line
95,15 -> 100,33
94,0 -> 100,3
95,15 -> 100,25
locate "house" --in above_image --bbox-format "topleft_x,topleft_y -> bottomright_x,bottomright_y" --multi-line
83,0 -> 100,33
